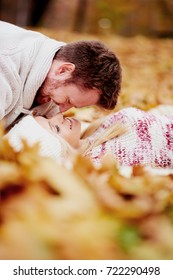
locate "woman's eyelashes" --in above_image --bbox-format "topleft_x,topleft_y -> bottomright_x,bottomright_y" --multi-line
55,125 -> 60,133
48,122 -> 60,133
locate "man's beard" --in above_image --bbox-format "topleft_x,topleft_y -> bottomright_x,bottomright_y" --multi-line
39,77 -> 61,96
35,78 -> 63,105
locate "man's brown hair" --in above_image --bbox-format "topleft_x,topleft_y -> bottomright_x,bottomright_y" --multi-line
54,41 -> 121,110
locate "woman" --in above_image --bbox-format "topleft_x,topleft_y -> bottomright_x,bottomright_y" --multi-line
4,106 -> 173,170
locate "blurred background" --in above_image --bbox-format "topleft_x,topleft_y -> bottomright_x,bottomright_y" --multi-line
0,0 -> 173,38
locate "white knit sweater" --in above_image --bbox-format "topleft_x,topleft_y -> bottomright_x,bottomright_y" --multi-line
86,107 -> 173,169
0,21 -> 65,127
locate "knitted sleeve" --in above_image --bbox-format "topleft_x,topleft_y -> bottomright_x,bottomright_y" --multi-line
0,76 -> 7,120
0,52 -> 22,124
0,67 -> 14,120
85,107 -> 173,168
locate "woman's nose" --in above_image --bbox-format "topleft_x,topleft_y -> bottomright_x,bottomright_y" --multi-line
50,113 -> 64,122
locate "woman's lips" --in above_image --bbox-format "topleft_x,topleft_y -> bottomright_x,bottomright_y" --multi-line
66,118 -> 73,129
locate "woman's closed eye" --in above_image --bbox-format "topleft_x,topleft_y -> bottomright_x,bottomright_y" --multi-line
48,122 -> 60,133
55,125 -> 60,133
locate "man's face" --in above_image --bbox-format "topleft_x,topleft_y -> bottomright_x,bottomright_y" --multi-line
36,61 -> 101,112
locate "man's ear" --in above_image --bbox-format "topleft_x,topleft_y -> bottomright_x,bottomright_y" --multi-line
57,63 -> 75,76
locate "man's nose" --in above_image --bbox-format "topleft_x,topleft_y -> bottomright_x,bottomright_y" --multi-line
59,103 -> 73,112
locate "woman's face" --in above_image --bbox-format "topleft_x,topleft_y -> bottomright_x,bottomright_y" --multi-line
34,113 -> 81,148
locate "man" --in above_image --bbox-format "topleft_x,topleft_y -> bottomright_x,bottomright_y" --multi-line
0,21 -> 122,128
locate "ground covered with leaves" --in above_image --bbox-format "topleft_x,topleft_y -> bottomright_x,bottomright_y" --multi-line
0,31 -> 173,259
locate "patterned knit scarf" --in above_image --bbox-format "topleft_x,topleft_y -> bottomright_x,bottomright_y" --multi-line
85,107 -> 173,168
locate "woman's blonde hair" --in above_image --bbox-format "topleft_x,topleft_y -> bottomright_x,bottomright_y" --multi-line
79,117 -> 128,155
56,116 -> 128,159
55,134 -> 78,162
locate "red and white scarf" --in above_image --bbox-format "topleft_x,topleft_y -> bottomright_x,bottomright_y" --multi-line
86,107 -> 173,169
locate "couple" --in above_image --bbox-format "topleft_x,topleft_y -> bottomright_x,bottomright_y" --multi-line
5,105 -> 173,173
1,21 -> 173,171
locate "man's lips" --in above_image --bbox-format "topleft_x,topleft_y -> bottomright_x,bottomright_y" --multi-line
37,95 -> 51,104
